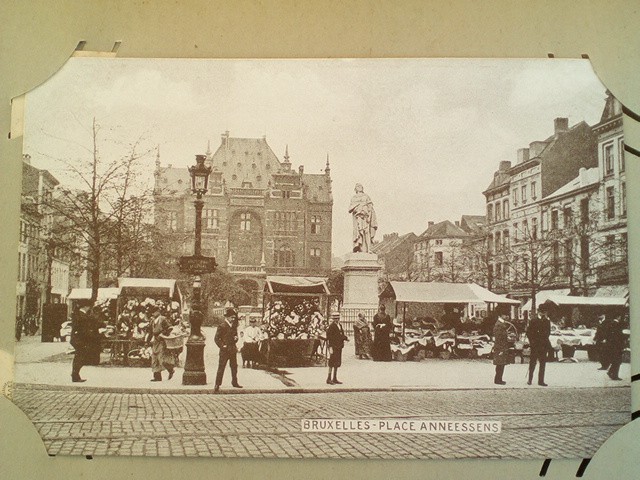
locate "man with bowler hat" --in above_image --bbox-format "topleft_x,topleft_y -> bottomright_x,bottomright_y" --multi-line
526,308 -> 551,386
214,308 -> 243,392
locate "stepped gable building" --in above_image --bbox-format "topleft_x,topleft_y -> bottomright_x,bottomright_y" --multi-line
153,133 -> 333,302
370,232 -> 417,280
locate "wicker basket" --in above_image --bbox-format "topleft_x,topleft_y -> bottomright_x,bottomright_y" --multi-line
161,334 -> 186,350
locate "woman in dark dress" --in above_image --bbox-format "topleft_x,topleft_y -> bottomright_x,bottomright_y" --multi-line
372,305 -> 392,361
326,312 -> 349,384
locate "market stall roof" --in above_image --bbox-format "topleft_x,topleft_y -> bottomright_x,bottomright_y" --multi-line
117,278 -> 181,301
541,294 -> 627,307
381,282 -> 519,305
265,276 -> 329,294
522,289 -> 571,311
67,287 -> 120,301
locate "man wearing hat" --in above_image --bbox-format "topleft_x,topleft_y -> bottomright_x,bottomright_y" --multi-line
70,303 -> 98,382
326,312 -> 349,384
214,308 -> 243,392
593,313 -> 611,371
526,308 -> 551,386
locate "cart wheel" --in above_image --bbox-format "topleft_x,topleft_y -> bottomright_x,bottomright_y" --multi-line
439,350 -> 451,360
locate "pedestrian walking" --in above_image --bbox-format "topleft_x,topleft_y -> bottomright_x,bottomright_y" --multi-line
326,312 -> 349,384
593,314 -> 611,370
149,303 -> 175,382
70,304 -> 98,383
371,305 -> 392,361
353,312 -> 372,359
214,308 -> 243,392
492,314 -> 510,385
606,316 -> 625,381
526,310 -> 551,386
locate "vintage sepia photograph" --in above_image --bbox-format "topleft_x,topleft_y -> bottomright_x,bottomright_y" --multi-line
10,58 -> 630,459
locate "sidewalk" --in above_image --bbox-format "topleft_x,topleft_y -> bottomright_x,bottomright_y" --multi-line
12,328 -> 630,394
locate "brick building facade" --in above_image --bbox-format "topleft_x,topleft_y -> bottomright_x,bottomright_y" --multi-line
153,133 -> 333,303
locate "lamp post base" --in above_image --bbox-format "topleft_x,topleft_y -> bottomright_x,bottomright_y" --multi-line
182,339 -> 207,385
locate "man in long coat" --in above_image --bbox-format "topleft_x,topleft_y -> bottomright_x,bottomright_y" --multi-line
493,314 -> 510,385
606,316 -> 625,381
326,312 -> 349,384
70,304 -> 98,382
526,311 -> 551,386
214,308 -> 243,392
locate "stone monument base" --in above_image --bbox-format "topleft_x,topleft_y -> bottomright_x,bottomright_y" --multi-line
340,252 -> 382,335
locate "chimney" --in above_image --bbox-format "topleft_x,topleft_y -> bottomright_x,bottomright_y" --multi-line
554,117 -> 569,135
221,131 -> 230,147
428,221 -> 434,227
455,220 -> 460,227
529,141 -> 547,158
299,165 -> 304,175
499,161 -> 511,172
517,148 -> 530,164
579,167 -> 587,185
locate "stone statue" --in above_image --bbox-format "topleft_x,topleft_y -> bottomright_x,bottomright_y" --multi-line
349,183 -> 378,253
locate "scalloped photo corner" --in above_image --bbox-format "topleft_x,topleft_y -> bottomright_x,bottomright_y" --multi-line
9,57 -> 631,459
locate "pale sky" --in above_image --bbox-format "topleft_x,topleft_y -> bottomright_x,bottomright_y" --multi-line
24,58 -> 608,255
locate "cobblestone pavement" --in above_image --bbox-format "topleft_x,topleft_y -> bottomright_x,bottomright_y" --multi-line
11,385 -> 630,459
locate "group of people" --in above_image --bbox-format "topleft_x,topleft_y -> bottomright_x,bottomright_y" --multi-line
352,305 -> 394,361
69,299 -> 183,383
493,308 -> 553,386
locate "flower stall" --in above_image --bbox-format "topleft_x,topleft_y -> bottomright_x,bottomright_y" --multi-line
262,276 -> 333,367
111,278 -> 185,366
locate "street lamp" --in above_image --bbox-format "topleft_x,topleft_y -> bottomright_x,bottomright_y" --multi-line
182,154 -> 213,386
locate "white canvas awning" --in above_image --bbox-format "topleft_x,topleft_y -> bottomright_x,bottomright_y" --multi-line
522,289 -> 571,312
67,287 -> 120,301
542,294 -> 627,307
117,278 -> 180,299
265,276 -> 329,294
381,282 -> 519,305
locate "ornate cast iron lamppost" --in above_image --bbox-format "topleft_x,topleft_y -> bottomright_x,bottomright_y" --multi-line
181,154 -> 215,385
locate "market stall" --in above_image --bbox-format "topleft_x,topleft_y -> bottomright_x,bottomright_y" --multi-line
262,276 -> 333,367
540,294 -> 629,361
111,278 -> 185,366
379,282 -> 520,360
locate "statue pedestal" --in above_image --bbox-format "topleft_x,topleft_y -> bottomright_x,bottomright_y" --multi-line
341,252 -> 381,311
340,252 -> 381,335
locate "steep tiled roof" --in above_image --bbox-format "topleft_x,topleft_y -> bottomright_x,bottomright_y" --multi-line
371,232 -> 417,255
459,215 -> 486,235
210,136 -> 282,190
542,167 -> 599,202
154,135 -> 331,203
419,220 -> 469,239
302,173 -> 332,203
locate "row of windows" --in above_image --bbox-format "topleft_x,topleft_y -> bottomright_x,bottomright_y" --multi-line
166,210 -> 324,233
19,221 -> 39,244
273,247 -> 323,268
17,252 -> 38,282
513,181 -> 537,206
487,198 -> 509,224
